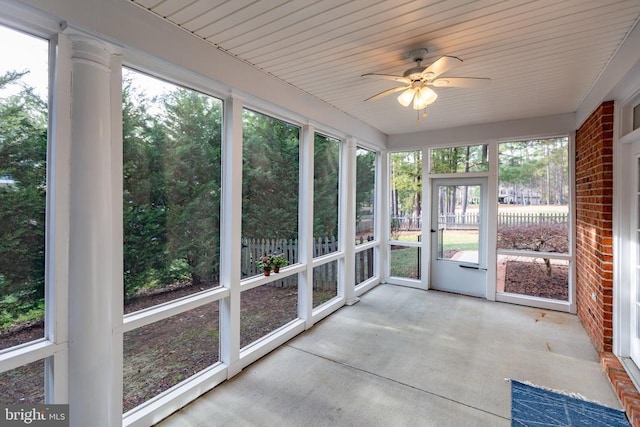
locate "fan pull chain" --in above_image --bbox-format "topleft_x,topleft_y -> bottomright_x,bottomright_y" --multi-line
416,107 -> 429,123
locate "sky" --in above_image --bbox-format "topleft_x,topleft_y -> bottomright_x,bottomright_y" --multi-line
0,24 -> 49,99
123,68 -> 177,100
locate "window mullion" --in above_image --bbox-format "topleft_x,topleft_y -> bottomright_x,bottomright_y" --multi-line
298,125 -> 314,326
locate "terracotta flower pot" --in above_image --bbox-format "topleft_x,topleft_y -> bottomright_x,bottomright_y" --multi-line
273,267 -> 280,273
263,269 -> 271,276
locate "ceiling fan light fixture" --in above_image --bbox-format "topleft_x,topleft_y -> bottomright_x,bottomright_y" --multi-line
412,93 -> 424,110
397,88 -> 416,107
412,87 -> 438,110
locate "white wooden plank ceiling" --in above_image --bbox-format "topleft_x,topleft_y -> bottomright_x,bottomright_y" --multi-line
131,0 -> 640,135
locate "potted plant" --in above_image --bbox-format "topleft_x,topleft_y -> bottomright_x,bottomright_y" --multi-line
272,253 -> 288,273
256,254 -> 274,276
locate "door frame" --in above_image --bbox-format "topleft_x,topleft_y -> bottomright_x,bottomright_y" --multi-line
615,129 -> 640,367
631,141 -> 640,366
614,87 -> 640,372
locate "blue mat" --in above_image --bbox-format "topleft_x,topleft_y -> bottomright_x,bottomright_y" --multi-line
511,380 -> 630,426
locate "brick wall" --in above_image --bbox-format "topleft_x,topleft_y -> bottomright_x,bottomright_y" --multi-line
575,100 -> 614,353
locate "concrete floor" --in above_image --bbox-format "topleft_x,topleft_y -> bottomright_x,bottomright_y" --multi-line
158,284 -> 622,426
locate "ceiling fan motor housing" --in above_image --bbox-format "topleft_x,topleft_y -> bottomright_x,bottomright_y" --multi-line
408,48 -> 428,62
404,67 -> 431,80
405,48 -> 432,80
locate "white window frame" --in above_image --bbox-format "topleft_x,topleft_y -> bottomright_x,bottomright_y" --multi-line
354,144 -> 382,296
386,148 -> 426,290
0,12 -> 70,405
493,136 -> 575,313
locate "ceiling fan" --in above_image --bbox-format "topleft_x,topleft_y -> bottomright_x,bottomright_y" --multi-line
362,48 -> 490,116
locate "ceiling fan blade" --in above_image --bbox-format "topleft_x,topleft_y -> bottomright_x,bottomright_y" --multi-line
364,85 -> 410,102
421,55 -> 463,80
361,73 -> 411,84
430,77 -> 491,88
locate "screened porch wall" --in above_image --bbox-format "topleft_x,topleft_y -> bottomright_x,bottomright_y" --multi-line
0,2 -> 386,426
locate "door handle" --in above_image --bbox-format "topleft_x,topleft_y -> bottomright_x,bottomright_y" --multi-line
430,229 -> 436,233
459,264 -> 487,271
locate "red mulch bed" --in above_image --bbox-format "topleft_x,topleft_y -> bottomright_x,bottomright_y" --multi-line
504,260 -> 569,301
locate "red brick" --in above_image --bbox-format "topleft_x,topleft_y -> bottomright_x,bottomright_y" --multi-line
601,352 -> 640,426
576,101 -> 615,353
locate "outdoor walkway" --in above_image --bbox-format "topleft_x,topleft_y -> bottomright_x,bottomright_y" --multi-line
158,284 -> 622,426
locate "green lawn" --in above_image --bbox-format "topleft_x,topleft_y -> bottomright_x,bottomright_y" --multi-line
389,229 -> 480,278
390,246 -> 420,278
441,229 -> 478,251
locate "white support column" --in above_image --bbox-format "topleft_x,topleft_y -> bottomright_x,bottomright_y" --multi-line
568,131 -> 578,315
299,125 -> 315,328
109,46 -> 125,419
378,149 -> 389,283
420,148 -> 429,290
66,33 -> 121,426
485,142 -> 499,301
220,94 -> 243,378
341,138 -> 358,305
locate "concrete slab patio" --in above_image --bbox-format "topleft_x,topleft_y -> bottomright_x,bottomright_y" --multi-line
158,284 -> 622,426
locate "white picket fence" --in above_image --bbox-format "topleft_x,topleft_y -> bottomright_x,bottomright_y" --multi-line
391,212 -> 569,231
496,212 -> 568,226
438,212 -> 568,229
241,236 -> 374,288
